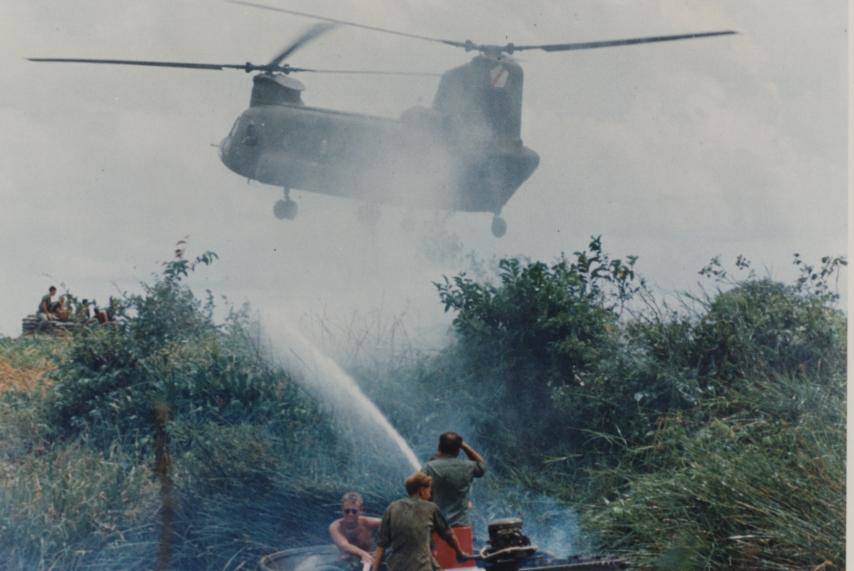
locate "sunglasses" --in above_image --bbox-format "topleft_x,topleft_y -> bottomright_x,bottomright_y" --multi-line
343,509 -> 360,515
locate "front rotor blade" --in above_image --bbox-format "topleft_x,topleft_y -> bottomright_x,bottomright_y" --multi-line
229,0 -> 466,49
291,67 -> 440,77
269,22 -> 336,67
513,30 -> 736,53
27,57 -> 247,71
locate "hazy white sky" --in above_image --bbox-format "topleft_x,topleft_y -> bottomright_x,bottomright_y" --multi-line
0,0 -> 847,338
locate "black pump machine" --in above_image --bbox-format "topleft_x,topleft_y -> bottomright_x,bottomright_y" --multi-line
479,518 -> 539,570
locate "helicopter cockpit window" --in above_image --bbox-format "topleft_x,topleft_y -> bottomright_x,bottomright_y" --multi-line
229,119 -> 241,138
242,124 -> 259,147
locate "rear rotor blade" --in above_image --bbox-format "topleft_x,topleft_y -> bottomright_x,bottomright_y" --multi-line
268,22 -> 336,67
512,30 -> 736,53
229,0 -> 466,49
27,57 -> 248,71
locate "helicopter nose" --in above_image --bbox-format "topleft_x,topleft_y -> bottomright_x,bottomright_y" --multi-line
218,135 -> 231,161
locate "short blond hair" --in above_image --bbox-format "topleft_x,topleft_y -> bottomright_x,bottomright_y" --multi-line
341,491 -> 364,507
405,472 -> 432,496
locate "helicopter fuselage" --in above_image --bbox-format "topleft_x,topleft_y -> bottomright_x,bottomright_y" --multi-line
219,55 -> 538,215
219,101 -> 539,214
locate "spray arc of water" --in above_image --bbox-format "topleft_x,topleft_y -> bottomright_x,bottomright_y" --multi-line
261,318 -> 421,472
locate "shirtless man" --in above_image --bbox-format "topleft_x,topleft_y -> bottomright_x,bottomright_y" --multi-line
329,492 -> 381,568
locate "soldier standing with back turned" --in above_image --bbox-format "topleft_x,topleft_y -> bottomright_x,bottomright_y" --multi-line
371,472 -> 470,571
422,432 -> 486,569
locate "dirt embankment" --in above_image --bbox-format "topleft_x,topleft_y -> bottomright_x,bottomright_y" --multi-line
0,359 -> 48,392
0,338 -> 62,393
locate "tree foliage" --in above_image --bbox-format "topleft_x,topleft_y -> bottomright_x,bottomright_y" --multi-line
43,246 -> 309,445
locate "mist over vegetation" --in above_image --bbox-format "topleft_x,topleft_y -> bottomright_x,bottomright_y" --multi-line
0,239 -> 845,570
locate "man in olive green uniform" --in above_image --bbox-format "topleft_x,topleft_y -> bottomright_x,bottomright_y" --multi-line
75,299 -> 92,322
371,472 -> 470,571
37,286 -> 58,320
422,432 -> 486,527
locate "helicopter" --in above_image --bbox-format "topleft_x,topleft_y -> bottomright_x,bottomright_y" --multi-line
30,2 -> 735,237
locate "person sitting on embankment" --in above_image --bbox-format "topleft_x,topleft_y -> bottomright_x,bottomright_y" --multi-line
74,299 -> 92,322
329,491 -> 381,568
37,286 -> 58,321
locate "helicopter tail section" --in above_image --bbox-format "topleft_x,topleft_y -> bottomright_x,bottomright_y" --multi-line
433,55 -> 525,146
457,146 -> 540,214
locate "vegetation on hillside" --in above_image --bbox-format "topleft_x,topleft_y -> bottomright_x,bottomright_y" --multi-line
0,240 -> 845,569
0,248 -> 352,569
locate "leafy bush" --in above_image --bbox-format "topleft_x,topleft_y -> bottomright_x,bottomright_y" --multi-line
431,237 -> 643,466
682,255 -> 846,393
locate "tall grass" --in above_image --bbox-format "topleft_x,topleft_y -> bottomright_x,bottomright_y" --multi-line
0,440 -> 159,569
586,373 -> 844,569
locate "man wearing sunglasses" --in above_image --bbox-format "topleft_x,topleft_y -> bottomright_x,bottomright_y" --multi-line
329,491 -> 381,568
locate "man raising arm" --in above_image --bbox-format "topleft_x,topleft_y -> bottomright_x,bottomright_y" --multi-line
423,432 -> 486,527
422,432 -> 486,568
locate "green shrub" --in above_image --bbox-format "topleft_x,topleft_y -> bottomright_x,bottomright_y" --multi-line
690,279 -> 845,389
41,249 -> 314,448
432,237 -> 642,466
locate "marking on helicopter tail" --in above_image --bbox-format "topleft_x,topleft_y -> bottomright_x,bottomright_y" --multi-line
490,65 -> 509,89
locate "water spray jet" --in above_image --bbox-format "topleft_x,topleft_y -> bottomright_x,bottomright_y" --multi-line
259,315 -> 421,473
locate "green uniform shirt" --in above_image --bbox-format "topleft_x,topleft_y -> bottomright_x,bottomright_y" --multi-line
377,496 -> 453,571
422,457 -> 486,527
75,304 -> 90,321
38,294 -> 52,313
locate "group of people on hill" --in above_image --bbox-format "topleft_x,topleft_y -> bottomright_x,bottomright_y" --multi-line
328,431 -> 485,571
37,286 -> 116,324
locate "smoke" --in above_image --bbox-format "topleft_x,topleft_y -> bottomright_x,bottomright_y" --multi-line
471,483 -> 587,558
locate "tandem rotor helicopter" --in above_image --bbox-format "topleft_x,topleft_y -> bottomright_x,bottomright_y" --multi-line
30,2 -> 735,237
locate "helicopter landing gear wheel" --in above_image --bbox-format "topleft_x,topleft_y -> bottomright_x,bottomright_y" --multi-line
356,202 -> 381,225
274,187 -> 298,220
273,199 -> 298,220
491,215 -> 507,238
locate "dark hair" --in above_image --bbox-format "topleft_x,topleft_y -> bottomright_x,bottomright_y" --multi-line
405,472 -> 432,496
49,286 -> 56,292
438,432 -> 463,456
